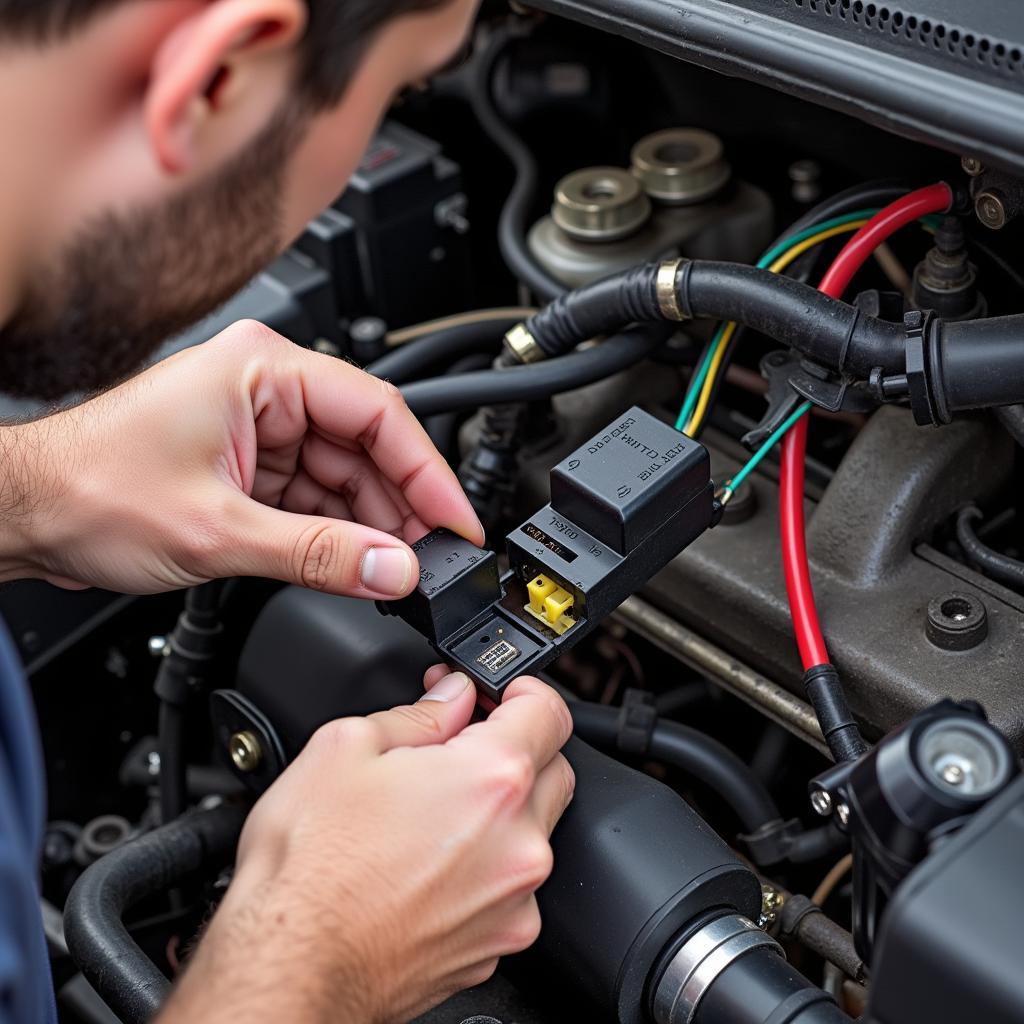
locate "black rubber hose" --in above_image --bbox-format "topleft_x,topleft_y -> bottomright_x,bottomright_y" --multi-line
471,25 -> 565,303
569,701 -> 781,834
956,505 -> 1024,592
694,946 -> 851,1024
64,804 -> 247,1024
679,263 -> 906,376
400,325 -> 669,418
522,261 -> 906,375
365,319 -> 512,385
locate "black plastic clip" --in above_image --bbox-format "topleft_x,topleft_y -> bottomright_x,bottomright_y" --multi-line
742,351 -> 807,450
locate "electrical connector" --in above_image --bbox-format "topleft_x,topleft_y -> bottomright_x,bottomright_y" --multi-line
525,574 -> 576,635
382,407 -> 715,700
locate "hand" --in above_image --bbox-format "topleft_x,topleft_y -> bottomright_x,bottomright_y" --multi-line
5,320 -> 483,595
159,672 -> 575,1024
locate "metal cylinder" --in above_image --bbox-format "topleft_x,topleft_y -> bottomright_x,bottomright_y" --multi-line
631,129 -> 731,205
551,166 -> 652,241
652,914 -> 850,1024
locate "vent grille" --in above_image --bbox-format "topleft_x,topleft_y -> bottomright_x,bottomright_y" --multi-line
787,0 -> 1022,77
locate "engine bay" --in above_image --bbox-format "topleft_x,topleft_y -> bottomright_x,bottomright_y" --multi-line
24,3 -> 1024,1023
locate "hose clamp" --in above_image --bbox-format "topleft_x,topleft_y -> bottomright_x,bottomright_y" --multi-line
656,259 -> 689,322
503,323 -> 545,364
652,914 -> 783,1024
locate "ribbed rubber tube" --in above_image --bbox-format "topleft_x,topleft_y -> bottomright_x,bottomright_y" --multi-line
64,805 -> 247,1023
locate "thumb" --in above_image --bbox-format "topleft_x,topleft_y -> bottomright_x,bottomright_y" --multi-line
213,495 -> 418,599
367,672 -> 477,752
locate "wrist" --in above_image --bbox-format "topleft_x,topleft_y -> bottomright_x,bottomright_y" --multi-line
0,418 -> 71,584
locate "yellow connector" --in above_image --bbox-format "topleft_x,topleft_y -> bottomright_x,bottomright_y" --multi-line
524,574 -> 576,636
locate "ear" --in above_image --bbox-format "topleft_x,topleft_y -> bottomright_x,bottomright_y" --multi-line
144,0 -> 307,175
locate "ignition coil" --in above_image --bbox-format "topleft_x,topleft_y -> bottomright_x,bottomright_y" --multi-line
383,406 -> 715,700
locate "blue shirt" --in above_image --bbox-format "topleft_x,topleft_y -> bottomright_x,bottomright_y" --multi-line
0,618 -> 57,1023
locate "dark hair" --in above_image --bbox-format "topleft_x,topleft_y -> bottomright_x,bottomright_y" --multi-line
0,0 -> 451,106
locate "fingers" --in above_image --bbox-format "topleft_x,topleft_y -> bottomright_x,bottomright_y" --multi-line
366,672 -> 477,752
294,434 -> 419,540
213,494 -> 418,598
457,676 -> 573,775
291,351 -> 485,546
529,752 -> 576,836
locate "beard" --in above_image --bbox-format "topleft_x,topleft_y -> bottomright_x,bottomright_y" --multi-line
0,104 -> 307,401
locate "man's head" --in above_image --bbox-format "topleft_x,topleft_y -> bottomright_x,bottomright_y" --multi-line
0,0 -> 478,399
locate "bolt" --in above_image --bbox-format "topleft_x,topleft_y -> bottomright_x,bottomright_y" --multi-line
146,751 -> 161,777
810,789 -> 833,816
961,156 -> 984,176
975,190 -> 1008,230
148,635 -> 170,658
836,802 -> 851,827
941,763 -> 966,786
760,884 -> 784,927
229,731 -> 263,774
789,159 -> 822,204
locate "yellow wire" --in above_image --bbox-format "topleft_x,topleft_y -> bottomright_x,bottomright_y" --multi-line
683,220 -> 869,436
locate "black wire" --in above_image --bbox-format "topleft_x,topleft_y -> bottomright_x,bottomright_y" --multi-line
365,318 -> 512,385
956,505 -> 1024,592
470,24 -> 566,303
422,353 -> 495,459
156,580 -> 227,825
399,326 -> 669,418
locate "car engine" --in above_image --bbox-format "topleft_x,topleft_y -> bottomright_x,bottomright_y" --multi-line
22,1 -> 1024,1022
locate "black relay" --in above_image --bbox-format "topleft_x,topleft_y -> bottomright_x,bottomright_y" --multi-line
383,408 -> 714,700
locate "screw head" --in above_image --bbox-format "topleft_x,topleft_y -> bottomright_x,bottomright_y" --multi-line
976,190 -> 1008,230
961,156 -> 984,176
941,763 -> 966,786
146,751 -> 161,777
836,802 -> 851,827
229,731 -> 263,774
810,789 -> 833,816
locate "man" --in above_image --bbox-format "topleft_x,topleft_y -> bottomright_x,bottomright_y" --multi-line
0,2 -> 575,1022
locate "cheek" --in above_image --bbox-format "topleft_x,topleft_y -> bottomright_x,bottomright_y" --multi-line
278,93 -> 388,244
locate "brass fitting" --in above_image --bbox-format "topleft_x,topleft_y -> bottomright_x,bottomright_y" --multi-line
656,259 -> 688,322
229,731 -> 263,774
504,323 -> 545,364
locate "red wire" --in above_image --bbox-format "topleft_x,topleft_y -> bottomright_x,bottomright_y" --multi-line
780,183 -> 953,670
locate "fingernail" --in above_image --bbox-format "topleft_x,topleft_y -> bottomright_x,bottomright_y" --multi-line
361,547 -> 412,596
420,672 -> 471,703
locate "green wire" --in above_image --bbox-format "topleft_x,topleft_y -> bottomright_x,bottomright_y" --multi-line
724,401 -> 812,497
675,323 -> 728,431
